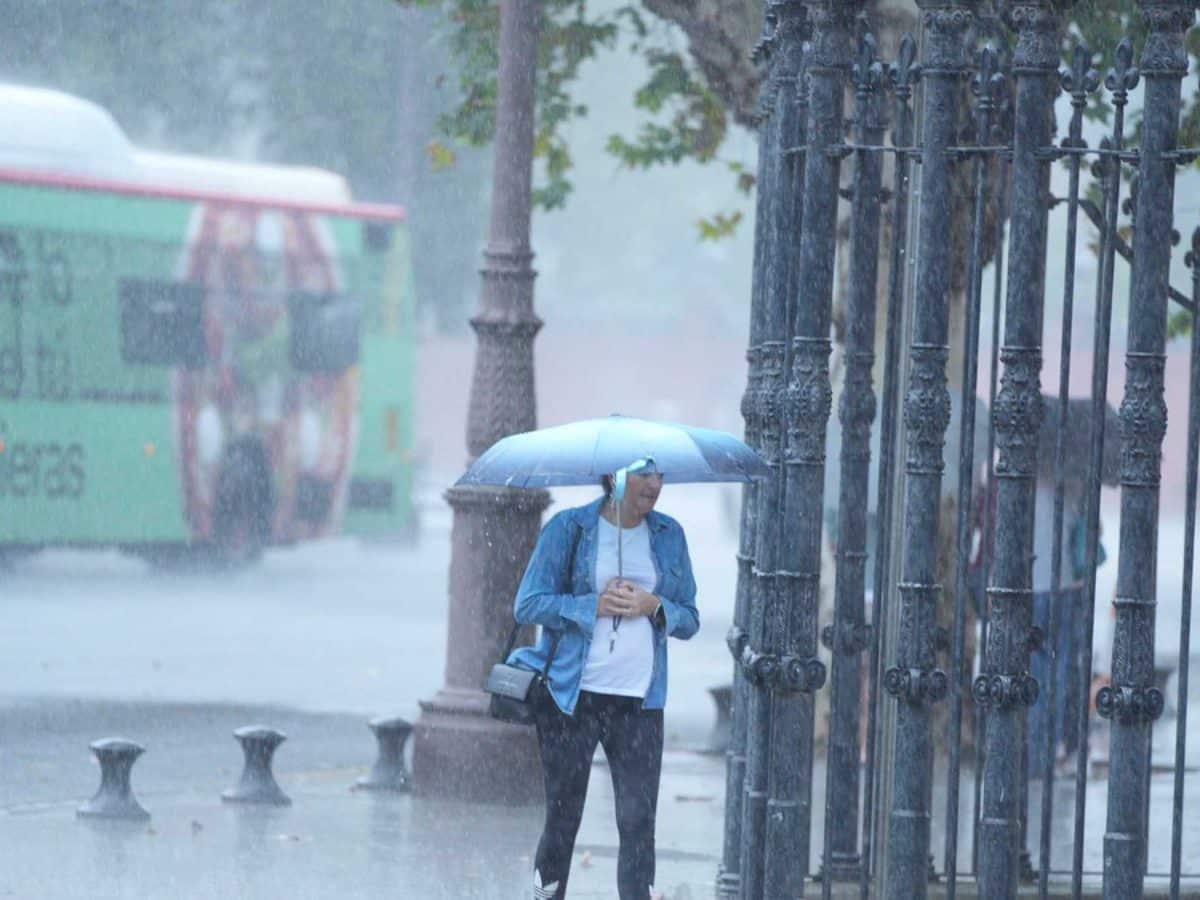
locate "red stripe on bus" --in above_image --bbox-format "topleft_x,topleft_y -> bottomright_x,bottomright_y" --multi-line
0,166 -> 406,222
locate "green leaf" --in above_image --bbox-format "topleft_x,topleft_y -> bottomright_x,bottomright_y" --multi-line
697,211 -> 744,242
426,140 -> 458,172
1168,308 -> 1194,340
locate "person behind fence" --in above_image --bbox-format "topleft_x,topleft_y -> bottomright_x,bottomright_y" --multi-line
507,457 -> 700,900
1027,475 -> 1103,777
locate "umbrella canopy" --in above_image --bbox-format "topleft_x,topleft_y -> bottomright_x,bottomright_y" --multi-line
456,414 -> 769,489
1038,394 -> 1121,486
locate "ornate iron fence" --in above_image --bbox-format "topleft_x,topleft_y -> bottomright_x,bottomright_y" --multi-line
722,1 -> 1200,898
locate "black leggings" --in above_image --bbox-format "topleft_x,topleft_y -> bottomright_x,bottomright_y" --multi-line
532,689 -> 664,900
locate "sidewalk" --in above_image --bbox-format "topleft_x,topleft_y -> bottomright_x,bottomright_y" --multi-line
3,487 -> 1200,897
5,696 -> 1200,898
0,487 -> 736,898
0,698 -> 723,899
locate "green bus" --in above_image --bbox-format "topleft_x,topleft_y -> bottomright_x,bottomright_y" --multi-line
0,85 -> 417,565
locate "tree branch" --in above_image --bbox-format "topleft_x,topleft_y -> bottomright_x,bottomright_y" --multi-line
641,0 -> 763,128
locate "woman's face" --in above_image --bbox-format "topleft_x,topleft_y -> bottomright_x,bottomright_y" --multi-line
622,471 -> 664,518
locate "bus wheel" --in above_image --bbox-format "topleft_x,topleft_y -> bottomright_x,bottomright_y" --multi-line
213,441 -> 273,568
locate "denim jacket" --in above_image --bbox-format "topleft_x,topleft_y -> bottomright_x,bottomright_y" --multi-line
507,496 -> 700,715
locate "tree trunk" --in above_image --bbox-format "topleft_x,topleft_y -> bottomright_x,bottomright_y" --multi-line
641,0 -> 764,128
641,0 -> 921,127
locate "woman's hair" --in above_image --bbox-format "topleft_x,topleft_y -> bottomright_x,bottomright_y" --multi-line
601,474 -> 614,497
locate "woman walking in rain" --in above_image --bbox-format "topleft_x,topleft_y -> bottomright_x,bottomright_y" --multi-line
507,456 -> 700,900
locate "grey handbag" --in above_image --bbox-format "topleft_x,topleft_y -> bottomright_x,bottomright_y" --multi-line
484,524 -> 579,725
485,626 -> 560,725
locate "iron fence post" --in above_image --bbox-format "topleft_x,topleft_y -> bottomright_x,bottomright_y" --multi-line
945,43 -> 1004,899
973,127 -> 1011,882
860,36 -> 920,899
820,27 -> 885,893
719,10 -> 779,897
1071,41 -> 1137,897
883,4 -> 972,897
739,3 -> 806,895
1036,41 -> 1099,900
973,4 -> 1061,898
1101,3 -> 1192,897
763,2 -> 826,896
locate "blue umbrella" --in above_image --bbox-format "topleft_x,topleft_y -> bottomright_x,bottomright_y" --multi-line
455,414 -> 769,489
461,415 -> 766,644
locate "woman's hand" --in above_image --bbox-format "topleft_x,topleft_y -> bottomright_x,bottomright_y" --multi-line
611,580 -> 660,618
598,579 -> 659,617
598,579 -> 635,617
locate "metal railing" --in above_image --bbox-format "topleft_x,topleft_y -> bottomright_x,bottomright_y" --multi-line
723,1 -> 1200,898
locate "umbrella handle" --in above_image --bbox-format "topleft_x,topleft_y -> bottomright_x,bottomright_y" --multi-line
613,468 -> 628,579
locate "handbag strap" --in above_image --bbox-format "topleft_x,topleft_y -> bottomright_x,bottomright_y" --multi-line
500,620 -> 560,674
503,521 -> 582,675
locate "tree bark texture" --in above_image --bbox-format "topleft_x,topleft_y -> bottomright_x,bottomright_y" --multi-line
644,0 -> 918,126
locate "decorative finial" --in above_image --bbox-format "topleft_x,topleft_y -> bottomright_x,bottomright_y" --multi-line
1060,42 -> 1101,100
1105,37 -> 1140,102
889,32 -> 921,97
853,32 -> 884,94
972,45 -> 1006,110
1185,227 -> 1200,270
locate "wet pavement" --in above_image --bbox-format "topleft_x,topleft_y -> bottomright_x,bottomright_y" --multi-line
0,486 -> 739,750
0,486 -> 734,898
0,694 -> 726,899
3,484 -> 1200,897
5,693 -> 1200,898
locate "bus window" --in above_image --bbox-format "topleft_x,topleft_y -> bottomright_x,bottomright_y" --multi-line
119,279 -> 207,368
287,291 -> 362,373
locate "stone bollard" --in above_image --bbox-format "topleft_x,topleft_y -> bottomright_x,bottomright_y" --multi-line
704,684 -> 732,756
77,738 -> 151,820
355,716 -> 413,792
221,725 -> 291,806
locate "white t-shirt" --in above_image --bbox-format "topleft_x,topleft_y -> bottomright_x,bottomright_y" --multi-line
579,517 -> 657,698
